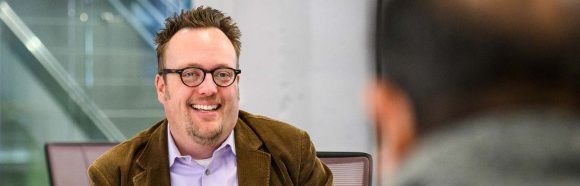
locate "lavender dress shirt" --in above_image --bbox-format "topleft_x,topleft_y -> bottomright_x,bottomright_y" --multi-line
167,125 -> 238,186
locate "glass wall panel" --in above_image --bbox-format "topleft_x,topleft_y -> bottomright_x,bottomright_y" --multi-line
0,0 -> 188,185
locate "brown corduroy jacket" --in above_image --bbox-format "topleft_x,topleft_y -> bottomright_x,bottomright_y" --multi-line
88,110 -> 333,186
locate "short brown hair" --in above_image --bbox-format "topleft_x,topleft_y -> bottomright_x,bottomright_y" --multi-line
154,6 -> 242,73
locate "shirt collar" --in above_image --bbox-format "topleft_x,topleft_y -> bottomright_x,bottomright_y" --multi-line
167,123 -> 236,167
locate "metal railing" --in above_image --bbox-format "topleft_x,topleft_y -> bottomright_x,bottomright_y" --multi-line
105,0 -> 192,49
0,1 -> 126,142
106,0 -> 155,48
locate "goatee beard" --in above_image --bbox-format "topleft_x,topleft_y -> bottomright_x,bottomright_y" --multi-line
186,124 -> 223,146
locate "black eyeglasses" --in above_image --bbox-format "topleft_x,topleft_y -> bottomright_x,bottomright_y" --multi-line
160,67 -> 241,87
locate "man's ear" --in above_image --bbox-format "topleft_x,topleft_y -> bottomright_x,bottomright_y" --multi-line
366,79 -> 416,178
155,74 -> 168,103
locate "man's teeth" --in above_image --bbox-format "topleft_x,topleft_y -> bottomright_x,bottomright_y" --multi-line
192,104 -> 218,111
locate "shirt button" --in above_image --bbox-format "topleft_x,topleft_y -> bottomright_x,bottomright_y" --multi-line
205,169 -> 210,175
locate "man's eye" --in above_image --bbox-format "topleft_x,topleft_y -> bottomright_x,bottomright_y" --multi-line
215,71 -> 232,78
183,72 -> 200,78
218,72 -> 229,77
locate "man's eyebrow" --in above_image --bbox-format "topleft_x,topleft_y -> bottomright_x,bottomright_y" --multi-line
178,64 -> 235,70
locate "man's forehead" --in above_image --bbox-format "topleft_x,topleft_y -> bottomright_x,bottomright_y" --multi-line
175,27 -> 203,35
165,27 -> 237,67
173,28 -> 212,41
169,27 -> 232,48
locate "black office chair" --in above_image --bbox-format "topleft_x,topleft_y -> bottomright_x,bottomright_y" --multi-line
317,152 -> 373,186
45,143 -> 117,186
45,143 -> 373,186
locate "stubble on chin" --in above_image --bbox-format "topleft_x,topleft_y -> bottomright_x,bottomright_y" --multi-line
186,122 -> 223,146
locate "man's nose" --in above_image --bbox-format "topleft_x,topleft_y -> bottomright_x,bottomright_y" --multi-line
196,73 -> 218,95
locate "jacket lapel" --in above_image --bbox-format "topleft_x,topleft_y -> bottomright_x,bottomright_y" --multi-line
129,117 -> 272,185
134,120 -> 171,186
235,118 -> 271,185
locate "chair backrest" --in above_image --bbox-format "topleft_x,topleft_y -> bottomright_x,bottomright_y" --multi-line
45,143 -> 117,186
317,152 -> 373,186
45,143 -> 372,186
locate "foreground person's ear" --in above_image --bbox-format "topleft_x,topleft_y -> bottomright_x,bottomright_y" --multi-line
366,79 -> 416,179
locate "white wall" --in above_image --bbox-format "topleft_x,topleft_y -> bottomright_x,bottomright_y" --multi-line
194,0 -> 375,154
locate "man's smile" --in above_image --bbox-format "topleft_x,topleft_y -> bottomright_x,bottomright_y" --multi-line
191,104 -> 221,111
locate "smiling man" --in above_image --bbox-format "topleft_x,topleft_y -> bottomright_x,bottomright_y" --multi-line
88,7 -> 332,186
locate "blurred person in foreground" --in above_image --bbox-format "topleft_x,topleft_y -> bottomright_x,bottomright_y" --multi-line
88,6 -> 332,186
369,0 -> 580,185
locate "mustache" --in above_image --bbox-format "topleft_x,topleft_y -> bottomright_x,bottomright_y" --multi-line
187,95 -> 222,104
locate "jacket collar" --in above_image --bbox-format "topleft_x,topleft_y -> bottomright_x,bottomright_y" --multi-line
234,116 -> 272,185
134,120 -> 171,185
132,112 -> 272,185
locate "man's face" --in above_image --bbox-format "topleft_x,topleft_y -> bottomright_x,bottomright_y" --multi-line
156,27 -> 239,146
